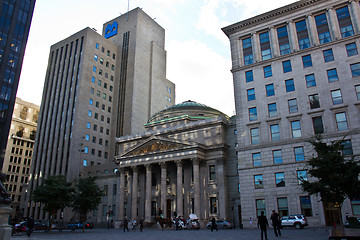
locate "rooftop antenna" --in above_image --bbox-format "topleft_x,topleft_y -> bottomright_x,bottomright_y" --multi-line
127,0 -> 130,21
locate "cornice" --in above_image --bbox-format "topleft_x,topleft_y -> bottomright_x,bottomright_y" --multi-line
222,0 -> 327,36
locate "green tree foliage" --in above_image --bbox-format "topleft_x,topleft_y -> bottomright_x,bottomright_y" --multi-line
301,136 -> 360,208
31,175 -> 75,230
72,176 -> 104,226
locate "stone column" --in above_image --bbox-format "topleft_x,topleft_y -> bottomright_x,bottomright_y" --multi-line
238,37 -> 244,67
119,169 -> 125,220
0,204 -> 12,240
131,166 -> 138,220
160,163 -> 167,217
192,159 -> 201,217
176,160 -> 183,216
251,32 -> 261,62
350,0 -> 360,33
269,26 -> 279,57
145,164 -> 152,221
287,21 -> 299,51
216,158 -> 226,219
327,7 -> 341,40
307,14 -> 319,46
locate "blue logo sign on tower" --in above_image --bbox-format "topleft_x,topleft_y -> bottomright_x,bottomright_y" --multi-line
104,21 -> 118,39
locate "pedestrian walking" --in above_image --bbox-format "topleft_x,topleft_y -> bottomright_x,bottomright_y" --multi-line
210,217 -> 218,232
257,211 -> 269,240
270,210 -> 281,237
131,218 -> 137,231
26,216 -> 34,237
249,217 -> 253,229
139,217 -> 144,232
123,217 -> 129,232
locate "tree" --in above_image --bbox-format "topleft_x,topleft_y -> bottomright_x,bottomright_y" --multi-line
31,175 -> 74,231
72,176 -> 104,231
301,136 -> 360,225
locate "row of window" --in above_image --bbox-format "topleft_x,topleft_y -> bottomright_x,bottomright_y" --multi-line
84,134 -> 109,145
95,43 -> 116,60
6,174 -> 28,184
91,76 -> 114,91
90,87 -> 113,104
88,109 -> 111,121
82,147 -> 109,159
254,170 -> 308,190
252,146 -> 304,167
86,122 -> 110,135
10,147 -> 32,156
242,5 -> 356,65
7,164 -> 30,174
9,156 -> 31,165
250,112 -> 351,144
12,138 -> 34,148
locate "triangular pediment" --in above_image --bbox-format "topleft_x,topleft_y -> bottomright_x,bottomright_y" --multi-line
121,136 -> 195,157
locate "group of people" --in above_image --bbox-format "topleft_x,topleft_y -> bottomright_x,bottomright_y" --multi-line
123,217 -> 144,232
256,210 -> 282,240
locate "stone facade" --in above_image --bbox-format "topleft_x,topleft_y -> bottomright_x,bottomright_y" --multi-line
223,0 -> 360,227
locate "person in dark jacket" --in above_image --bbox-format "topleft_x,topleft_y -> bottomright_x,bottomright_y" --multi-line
26,216 -> 34,237
257,211 -> 269,240
123,217 -> 129,232
211,217 -> 218,232
270,210 -> 281,237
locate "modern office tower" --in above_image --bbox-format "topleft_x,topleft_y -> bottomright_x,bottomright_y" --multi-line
25,7 -> 175,220
223,0 -> 360,227
0,0 -> 36,170
2,97 -> 39,220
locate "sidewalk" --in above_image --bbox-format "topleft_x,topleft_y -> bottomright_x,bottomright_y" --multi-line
11,227 -> 331,240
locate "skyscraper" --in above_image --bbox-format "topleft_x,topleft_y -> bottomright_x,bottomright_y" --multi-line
25,8 -> 175,219
0,0 -> 36,170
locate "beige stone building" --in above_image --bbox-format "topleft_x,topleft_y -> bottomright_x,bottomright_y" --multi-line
2,97 -> 39,219
223,0 -> 360,227
84,101 -> 239,227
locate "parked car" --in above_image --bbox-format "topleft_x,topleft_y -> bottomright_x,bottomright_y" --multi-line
345,217 -> 360,228
67,222 -> 94,229
280,215 -> 308,229
12,221 -> 55,234
186,219 -> 200,230
206,219 -> 232,229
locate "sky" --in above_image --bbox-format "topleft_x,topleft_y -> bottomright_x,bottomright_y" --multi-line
17,0 -> 297,117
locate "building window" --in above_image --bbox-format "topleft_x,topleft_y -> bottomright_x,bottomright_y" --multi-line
282,60 -> 292,73
327,69 -> 338,82
312,116 -> 324,134
277,25 -> 290,55
300,196 -> 313,216
94,54 -> 98,61
275,172 -> 285,187
88,110 -> 92,117
245,70 -> 253,83
100,58 -> 104,64
315,13 -> 331,44
93,66 -> 96,72
297,170 -> 308,184
351,199 -> 360,215
95,43 -> 99,49
306,74 -> 316,87
273,150 -> 283,164
288,99 -> 298,113
83,160 -> 88,166
252,152 -> 261,167
341,139 -> 353,156
268,103 -> 277,117
254,175 -> 263,189
91,76 -> 95,83
209,165 -> 216,181
346,43 -> 358,57
335,112 -> 348,131
242,37 -> 253,65
285,79 -> 295,92
323,49 -> 334,62
89,98 -> 93,105
266,83 -> 275,97
270,124 -> 280,142
250,128 -> 259,145
249,107 -> 257,121
277,198 -> 289,218
84,147 -> 88,154
296,20 -> 310,50
263,65 -> 272,78
336,6 -> 354,38
309,94 -> 320,109
210,197 -> 217,214
260,31 -> 272,60
302,55 -> 312,68
331,90 -> 343,105
294,147 -> 305,161
256,199 -> 266,217
351,63 -> 360,77
247,88 -> 255,101
86,122 -> 91,129
355,85 -> 360,100
85,134 -> 89,141
291,120 -> 302,138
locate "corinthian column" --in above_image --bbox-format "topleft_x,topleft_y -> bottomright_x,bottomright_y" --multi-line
176,160 -> 183,216
145,164 -> 152,221
192,159 -> 200,217
160,163 -> 167,217
131,166 -> 138,220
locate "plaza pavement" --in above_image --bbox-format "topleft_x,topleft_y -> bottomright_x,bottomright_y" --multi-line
11,227 -> 331,240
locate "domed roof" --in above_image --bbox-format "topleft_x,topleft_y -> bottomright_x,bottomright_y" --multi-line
147,100 -> 228,123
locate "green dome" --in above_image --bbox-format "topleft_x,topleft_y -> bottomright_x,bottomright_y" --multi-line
147,100 -> 228,123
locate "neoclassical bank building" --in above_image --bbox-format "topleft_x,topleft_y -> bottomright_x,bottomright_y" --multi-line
85,101 -> 239,227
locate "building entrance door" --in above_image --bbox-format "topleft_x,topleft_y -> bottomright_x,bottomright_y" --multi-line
167,199 -> 171,218
323,202 -> 341,226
